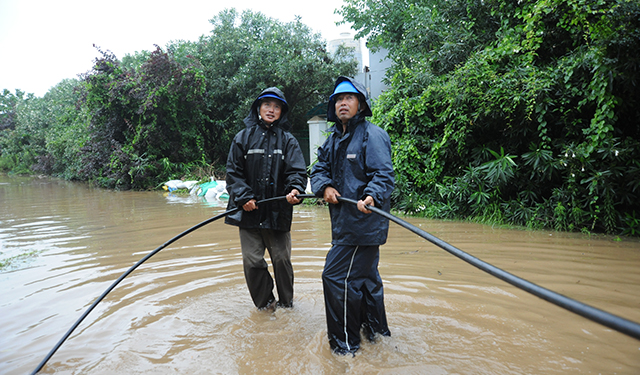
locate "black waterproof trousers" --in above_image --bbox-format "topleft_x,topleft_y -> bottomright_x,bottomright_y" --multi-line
239,228 -> 294,308
322,244 -> 390,354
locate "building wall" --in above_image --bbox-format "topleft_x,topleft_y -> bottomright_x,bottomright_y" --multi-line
327,32 -> 367,90
307,116 -> 329,166
368,47 -> 391,100
326,33 -> 391,100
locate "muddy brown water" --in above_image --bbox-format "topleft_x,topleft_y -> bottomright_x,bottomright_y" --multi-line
1,176 -> 639,374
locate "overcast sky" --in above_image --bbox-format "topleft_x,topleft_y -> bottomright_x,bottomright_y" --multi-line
0,0 -> 356,97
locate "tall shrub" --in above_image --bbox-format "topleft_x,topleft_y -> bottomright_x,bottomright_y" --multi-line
341,0 -> 640,234
80,46 -> 208,189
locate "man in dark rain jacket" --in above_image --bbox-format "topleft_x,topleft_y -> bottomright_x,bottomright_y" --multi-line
310,76 -> 395,355
225,87 -> 307,311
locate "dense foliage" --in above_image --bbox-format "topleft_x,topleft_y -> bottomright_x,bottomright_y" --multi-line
78,46 -> 208,189
3,3 -> 639,236
0,9 -> 357,189
189,9 -> 357,162
340,0 -> 640,235
0,82 -> 87,176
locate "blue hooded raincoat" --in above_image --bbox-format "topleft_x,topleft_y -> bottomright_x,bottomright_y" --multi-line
310,76 -> 395,355
311,77 -> 395,245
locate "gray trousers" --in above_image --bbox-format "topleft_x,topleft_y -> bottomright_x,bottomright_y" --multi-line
239,228 -> 294,308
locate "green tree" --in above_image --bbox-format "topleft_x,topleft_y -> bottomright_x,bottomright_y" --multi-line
0,89 -> 21,170
0,81 -> 87,176
1,8 -> 358,191
36,79 -> 88,178
0,89 -> 24,132
340,0 -> 640,235
80,46 -> 208,189
0,89 -> 29,172
187,9 -> 358,163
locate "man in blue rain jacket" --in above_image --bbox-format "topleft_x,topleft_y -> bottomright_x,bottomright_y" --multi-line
310,76 -> 395,355
225,87 -> 307,310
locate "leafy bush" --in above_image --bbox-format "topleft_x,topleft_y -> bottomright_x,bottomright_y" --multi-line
1,9 -> 357,189
342,0 -> 640,235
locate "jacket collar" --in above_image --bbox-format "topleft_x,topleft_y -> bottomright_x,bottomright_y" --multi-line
334,111 -> 366,137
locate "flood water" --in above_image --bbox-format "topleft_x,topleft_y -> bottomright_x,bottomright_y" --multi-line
1,175 -> 639,374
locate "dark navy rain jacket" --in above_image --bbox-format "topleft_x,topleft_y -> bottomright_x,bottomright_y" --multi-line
311,78 -> 395,245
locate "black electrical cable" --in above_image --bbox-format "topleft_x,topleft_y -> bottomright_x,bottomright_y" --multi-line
336,196 -> 640,341
32,193 -> 640,374
31,194 -> 315,375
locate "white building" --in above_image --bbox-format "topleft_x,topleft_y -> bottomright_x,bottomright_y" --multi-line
368,47 -> 391,100
327,32 -> 366,89
307,34 -> 391,165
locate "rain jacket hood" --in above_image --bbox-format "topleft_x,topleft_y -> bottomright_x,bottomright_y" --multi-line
326,76 -> 372,124
244,87 -> 291,131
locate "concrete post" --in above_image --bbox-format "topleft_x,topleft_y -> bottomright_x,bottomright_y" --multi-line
307,115 -> 329,166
